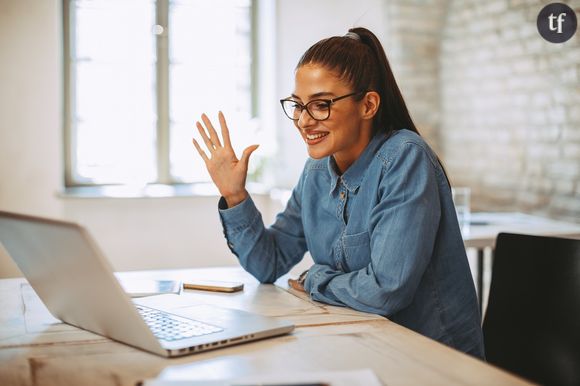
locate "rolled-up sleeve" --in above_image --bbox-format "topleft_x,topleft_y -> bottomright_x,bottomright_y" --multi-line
304,143 -> 441,315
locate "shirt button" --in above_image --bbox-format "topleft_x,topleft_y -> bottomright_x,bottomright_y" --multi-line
339,191 -> 346,199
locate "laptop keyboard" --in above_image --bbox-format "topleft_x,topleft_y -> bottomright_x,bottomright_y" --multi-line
136,305 -> 223,342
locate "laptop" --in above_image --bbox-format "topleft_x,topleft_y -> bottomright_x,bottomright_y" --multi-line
0,210 -> 294,357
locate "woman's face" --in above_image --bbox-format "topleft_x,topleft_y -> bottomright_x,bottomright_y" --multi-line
292,64 -> 374,173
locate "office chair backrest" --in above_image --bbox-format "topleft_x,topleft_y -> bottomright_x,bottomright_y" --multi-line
483,232 -> 580,386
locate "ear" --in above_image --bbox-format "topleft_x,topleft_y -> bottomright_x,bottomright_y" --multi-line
360,91 -> 380,120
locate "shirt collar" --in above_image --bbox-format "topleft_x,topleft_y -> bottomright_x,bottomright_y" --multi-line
327,133 -> 386,194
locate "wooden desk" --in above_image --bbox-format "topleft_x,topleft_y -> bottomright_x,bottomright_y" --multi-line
0,267 -> 532,386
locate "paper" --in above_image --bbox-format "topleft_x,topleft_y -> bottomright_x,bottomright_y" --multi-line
21,283 -> 69,333
140,368 -> 382,386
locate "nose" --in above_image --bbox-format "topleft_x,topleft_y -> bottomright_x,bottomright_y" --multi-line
297,108 -> 315,129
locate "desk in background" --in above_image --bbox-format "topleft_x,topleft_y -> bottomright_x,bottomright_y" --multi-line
464,212 -> 580,312
0,267 -> 532,386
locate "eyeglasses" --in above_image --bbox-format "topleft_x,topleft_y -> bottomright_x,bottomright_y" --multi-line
279,91 -> 366,122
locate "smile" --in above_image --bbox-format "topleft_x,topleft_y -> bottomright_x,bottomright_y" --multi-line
305,132 -> 329,140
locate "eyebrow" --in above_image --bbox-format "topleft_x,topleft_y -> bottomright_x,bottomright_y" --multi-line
290,91 -> 336,100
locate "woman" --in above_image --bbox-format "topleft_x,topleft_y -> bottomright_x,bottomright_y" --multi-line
192,27 -> 484,358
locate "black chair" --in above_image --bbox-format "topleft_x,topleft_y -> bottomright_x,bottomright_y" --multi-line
483,232 -> 580,386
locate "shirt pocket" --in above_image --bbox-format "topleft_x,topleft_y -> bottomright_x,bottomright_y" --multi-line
342,231 -> 371,272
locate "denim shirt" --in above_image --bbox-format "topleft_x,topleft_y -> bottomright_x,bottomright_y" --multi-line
218,129 -> 484,358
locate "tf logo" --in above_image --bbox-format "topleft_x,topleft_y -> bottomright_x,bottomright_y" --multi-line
537,2 -> 578,43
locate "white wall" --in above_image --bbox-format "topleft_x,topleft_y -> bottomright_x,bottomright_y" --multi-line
0,0 -> 64,276
274,0 -> 389,187
0,0 -> 388,277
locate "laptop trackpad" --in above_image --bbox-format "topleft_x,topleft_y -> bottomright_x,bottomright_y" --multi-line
173,304 -> 253,326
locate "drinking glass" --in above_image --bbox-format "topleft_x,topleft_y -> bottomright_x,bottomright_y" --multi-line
452,187 -> 471,236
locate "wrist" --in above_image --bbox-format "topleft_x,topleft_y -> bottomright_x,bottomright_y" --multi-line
223,190 -> 249,208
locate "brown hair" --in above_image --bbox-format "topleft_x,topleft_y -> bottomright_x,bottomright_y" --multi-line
297,27 -> 451,184
296,27 -> 418,137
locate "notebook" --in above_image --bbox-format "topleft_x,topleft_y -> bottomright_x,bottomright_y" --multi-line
0,210 -> 294,357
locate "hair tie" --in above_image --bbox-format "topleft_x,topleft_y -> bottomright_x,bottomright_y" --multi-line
344,32 -> 361,41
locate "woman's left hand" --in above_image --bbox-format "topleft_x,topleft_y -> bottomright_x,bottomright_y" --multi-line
288,278 -> 305,292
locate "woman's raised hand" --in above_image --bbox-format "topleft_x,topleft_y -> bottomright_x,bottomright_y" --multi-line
192,112 -> 259,208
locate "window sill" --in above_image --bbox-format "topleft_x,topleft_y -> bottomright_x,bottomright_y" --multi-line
58,182 -> 289,201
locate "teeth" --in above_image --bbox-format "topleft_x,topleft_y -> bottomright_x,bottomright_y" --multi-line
306,132 -> 329,140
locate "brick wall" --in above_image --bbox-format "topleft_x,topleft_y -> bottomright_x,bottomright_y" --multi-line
440,0 -> 580,222
385,0 -> 449,155
389,0 -> 580,223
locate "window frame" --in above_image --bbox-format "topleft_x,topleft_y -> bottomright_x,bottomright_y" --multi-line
62,0 -> 258,188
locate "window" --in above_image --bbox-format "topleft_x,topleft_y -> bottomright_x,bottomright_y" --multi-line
64,0 -> 260,187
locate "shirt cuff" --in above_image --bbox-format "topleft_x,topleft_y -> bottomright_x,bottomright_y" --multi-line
303,264 -> 344,306
304,263 -> 325,294
218,195 -> 260,233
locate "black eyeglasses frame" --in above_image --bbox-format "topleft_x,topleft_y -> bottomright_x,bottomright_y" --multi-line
279,90 -> 367,122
